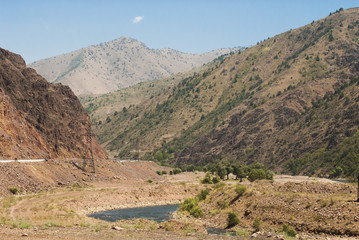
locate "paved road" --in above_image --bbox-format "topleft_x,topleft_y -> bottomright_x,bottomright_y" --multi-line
0,159 -> 45,163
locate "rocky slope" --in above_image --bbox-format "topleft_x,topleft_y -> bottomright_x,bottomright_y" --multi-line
189,179 -> 358,237
29,37 -> 240,95
0,48 -> 107,160
94,8 -> 359,177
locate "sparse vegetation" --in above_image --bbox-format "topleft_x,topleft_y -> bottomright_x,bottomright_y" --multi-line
282,223 -> 297,237
235,184 -> 247,196
227,212 -> 240,228
252,218 -> 261,232
179,198 -> 203,218
9,187 -> 18,195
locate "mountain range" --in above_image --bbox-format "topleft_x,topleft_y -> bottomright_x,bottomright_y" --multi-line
87,8 -> 359,177
29,37 -> 241,95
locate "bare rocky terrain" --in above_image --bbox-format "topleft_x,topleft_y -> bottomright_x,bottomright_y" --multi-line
0,48 -> 107,160
29,37 -> 240,95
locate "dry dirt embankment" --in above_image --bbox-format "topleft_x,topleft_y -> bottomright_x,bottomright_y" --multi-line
1,161 -> 358,240
0,160 -> 210,239
195,176 -> 359,239
0,159 -> 176,196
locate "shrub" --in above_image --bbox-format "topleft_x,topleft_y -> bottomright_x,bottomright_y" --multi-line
212,175 -> 221,184
147,179 -> 153,183
156,170 -> 162,176
227,212 -> 240,228
235,184 -> 247,197
161,170 -> 167,175
286,228 -> 297,237
248,169 -> 266,182
265,170 -> 274,180
252,218 -> 261,231
282,223 -> 297,237
201,172 -> 213,184
173,168 -> 182,174
198,189 -> 210,201
179,198 -> 204,218
9,187 -> 18,195
201,172 -> 221,184
217,200 -> 229,209
189,206 -> 204,218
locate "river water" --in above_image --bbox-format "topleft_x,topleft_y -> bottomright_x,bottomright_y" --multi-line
87,204 -> 179,223
88,204 -> 236,236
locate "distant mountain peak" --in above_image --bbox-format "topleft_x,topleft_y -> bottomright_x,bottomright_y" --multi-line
29,38 -> 241,95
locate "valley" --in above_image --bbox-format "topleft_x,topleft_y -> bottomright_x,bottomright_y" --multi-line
85,8 -> 359,179
1,4 -> 359,240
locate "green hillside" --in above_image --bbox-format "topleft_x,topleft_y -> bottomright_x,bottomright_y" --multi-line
91,8 -> 359,178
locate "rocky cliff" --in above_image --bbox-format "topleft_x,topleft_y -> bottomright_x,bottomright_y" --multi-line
0,48 -> 107,160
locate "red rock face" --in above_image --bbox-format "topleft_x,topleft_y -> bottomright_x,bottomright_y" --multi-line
0,48 -> 107,160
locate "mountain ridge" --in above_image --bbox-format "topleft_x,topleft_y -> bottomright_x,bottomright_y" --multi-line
29,37 -> 241,95
90,8 -> 359,177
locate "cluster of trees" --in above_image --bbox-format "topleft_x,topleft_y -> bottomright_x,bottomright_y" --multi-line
200,163 -> 274,183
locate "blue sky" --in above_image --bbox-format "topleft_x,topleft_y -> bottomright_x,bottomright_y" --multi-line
1,0 -> 358,63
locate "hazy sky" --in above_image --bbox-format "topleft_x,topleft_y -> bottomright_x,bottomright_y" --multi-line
1,0 -> 358,63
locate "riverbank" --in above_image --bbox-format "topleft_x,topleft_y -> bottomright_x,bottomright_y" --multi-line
0,161 -> 358,239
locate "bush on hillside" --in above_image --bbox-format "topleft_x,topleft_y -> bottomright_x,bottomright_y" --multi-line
197,189 -> 210,201
252,218 -> 261,231
227,212 -> 240,228
235,184 -> 247,196
9,187 -> 18,195
179,198 -> 204,218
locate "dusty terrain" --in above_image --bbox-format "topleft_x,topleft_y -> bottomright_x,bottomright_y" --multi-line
198,179 -> 358,237
0,160 -> 358,239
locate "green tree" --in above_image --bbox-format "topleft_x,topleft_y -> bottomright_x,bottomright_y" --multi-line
248,169 -> 266,182
233,165 -> 247,182
329,166 -> 343,178
218,167 -> 227,180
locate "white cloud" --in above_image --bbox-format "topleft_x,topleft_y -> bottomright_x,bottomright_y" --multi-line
133,16 -> 144,24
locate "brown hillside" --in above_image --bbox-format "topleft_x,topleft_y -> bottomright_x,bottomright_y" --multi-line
175,8 -> 359,172
92,8 -> 359,177
0,48 -> 107,160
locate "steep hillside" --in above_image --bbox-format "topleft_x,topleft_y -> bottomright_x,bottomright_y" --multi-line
29,37 -> 240,95
173,8 -> 359,176
0,48 -> 107,160
94,8 -> 359,177
91,53 -> 235,158
79,65 -> 202,123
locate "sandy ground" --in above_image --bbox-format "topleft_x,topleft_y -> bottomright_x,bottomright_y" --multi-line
0,163 -> 358,239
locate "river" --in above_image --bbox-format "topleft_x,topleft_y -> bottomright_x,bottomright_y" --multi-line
88,204 -> 179,223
